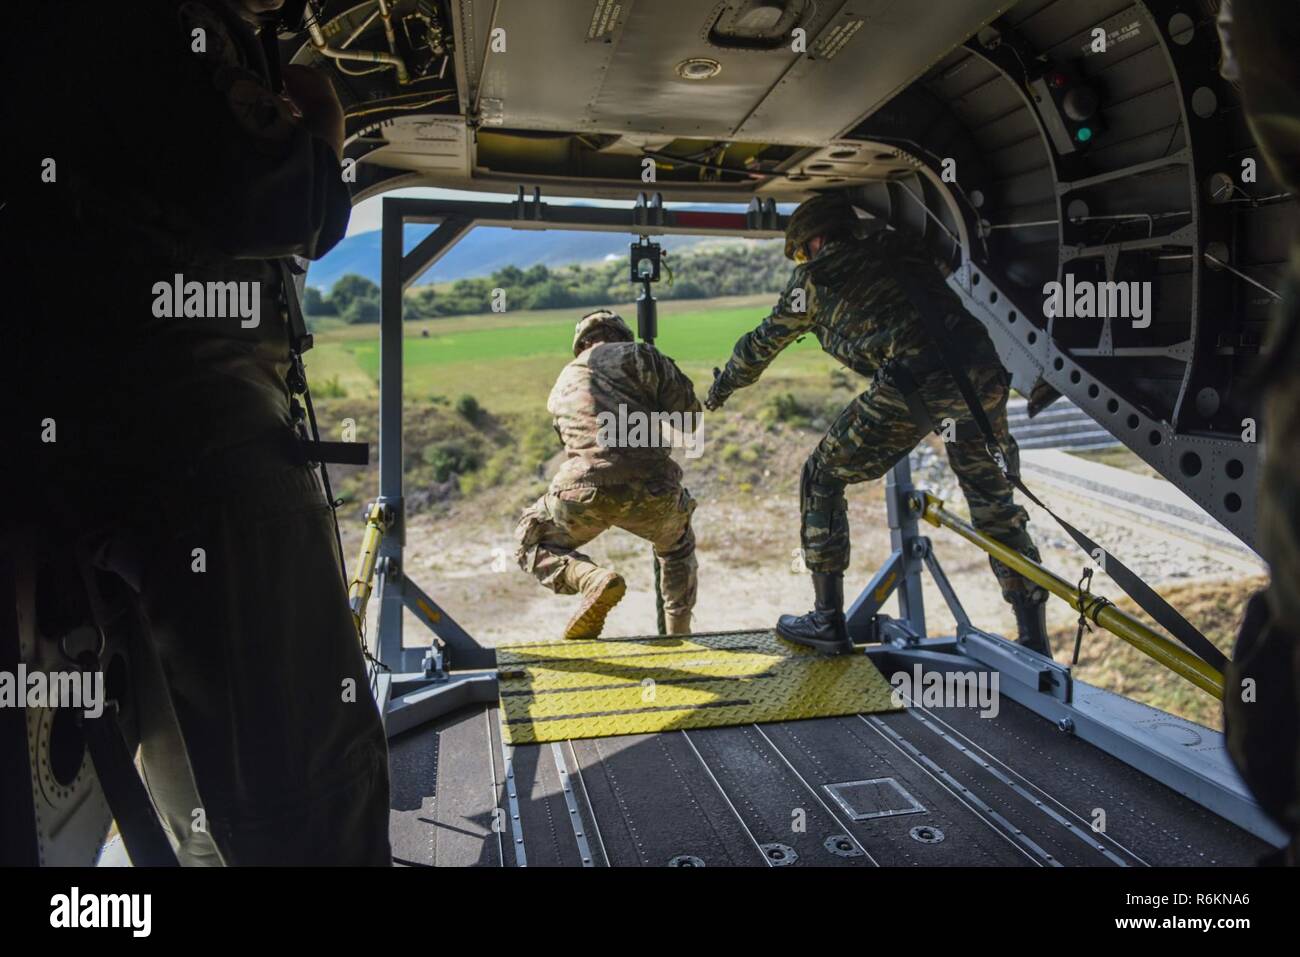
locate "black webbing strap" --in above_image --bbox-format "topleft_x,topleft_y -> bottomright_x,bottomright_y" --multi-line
296,439 -> 370,466
1006,474 -> 1227,672
81,705 -> 181,867
883,359 -> 984,442
276,261 -> 367,464
257,17 -> 284,95
72,551 -> 180,867
277,258 -> 314,356
895,271 -> 1229,674
641,327 -> 667,637
882,360 -> 938,435
276,259 -> 359,583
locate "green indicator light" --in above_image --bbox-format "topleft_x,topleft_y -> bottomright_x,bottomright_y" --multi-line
1076,126 -> 1093,143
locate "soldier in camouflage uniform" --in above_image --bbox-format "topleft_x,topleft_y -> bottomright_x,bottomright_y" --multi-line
515,311 -> 701,638
3,0 -> 390,864
1217,0 -> 1300,864
706,194 -> 1050,656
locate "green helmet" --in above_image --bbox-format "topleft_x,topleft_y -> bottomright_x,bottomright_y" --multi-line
783,193 -> 859,260
572,309 -> 634,356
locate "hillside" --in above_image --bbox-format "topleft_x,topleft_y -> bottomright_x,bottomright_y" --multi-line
305,203 -> 784,291
307,239 -> 789,322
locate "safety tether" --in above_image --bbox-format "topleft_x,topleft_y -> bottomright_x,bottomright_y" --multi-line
896,267 -> 1228,674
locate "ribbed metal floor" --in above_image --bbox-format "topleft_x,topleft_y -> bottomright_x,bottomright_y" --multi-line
387,693 -> 1270,867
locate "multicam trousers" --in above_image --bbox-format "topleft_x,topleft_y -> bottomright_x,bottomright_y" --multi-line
515,478 -> 698,619
801,362 -> 1045,604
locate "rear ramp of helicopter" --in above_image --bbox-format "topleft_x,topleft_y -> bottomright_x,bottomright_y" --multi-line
388,662 -> 1273,868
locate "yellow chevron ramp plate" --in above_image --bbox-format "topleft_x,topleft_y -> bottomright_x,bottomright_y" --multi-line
496,630 -> 900,744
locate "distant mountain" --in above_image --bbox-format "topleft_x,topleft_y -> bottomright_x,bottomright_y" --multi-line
303,204 -> 777,291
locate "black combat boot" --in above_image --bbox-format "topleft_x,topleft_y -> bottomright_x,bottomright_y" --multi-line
1009,593 -> 1052,658
776,572 -> 854,655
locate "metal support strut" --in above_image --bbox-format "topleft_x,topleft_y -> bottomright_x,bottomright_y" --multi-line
917,490 -> 1225,699
846,457 -> 935,644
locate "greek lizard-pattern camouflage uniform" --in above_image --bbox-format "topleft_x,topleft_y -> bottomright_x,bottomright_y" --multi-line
515,340 -> 702,620
714,230 -> 1045,604
1218,0 -> 1300,860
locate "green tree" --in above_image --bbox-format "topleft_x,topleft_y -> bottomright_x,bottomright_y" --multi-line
404,286 -> 438,320
342,297 -> 381,324
526,278 -> 577,309
329,274 -> 380,314
304,285 -> 335,315
491,264 -> 525,287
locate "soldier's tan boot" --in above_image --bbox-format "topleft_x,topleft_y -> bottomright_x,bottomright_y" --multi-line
562,560 -> 626,639
664,611 -> 692,635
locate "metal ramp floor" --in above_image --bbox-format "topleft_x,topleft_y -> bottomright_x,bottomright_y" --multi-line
387,692 -> 1270,868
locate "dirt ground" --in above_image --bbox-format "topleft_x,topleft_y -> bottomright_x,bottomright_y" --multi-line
361,427 -> 1259,731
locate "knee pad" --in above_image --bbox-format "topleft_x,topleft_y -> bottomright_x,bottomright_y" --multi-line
513,500 -> 551,571
657,531 -> 695,565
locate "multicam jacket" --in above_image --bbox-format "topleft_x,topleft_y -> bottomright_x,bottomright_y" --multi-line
717,230 -> 1000,393
548,341 -> 701,489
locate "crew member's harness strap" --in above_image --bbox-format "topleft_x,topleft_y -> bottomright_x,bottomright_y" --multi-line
277,259 -> 366,585
881,357 -> 986,442
72,546 -> 181,867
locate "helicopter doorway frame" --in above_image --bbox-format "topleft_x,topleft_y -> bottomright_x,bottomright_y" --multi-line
367,189 -> 788,734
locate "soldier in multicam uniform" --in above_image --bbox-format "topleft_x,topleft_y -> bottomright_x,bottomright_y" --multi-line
515,311 -> 701,638
1217,0 -> 1300,864
706,194 -> 1050,657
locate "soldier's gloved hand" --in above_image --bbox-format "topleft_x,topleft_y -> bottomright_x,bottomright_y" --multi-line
705,367 -> 731,411
282,64 -> 345,160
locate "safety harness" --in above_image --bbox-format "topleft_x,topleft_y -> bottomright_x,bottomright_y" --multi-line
894,269 -> 1229,674
262,2 -> 370,584
877,352 -> 987,443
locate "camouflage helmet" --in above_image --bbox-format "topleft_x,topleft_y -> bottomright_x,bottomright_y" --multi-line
784,193 -> 860,260
572,309 -> 634,356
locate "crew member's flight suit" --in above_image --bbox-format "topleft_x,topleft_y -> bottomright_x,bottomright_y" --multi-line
708,196 -> 1048,654
515,312 -> 700,637
1217,0 -> 1300,863
2,1 -> 391,864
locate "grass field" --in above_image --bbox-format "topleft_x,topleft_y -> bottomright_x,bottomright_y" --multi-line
305,294 -> 840,413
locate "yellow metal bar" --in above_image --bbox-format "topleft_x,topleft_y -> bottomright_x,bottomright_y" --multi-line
348,502 -> 390,640
917,491 -> 1224,700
